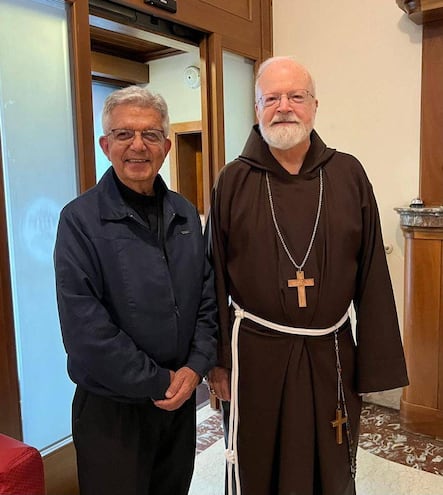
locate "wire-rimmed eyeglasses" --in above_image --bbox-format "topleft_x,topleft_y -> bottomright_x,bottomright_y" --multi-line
105,128 -> 165,145
257,89 -> 315,108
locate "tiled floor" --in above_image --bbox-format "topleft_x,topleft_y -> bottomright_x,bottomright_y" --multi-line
189,401 -> 443,495
359,403 -> 443,476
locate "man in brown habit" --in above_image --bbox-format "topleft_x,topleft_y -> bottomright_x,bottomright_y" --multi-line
206,56 -> 409,495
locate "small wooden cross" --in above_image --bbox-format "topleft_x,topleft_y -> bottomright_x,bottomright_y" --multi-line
331,408 -> 347,445
287,270 -> 314,307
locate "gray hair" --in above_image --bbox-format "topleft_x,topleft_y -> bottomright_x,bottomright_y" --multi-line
255,56 -> 316,99
102,86 -> 170,136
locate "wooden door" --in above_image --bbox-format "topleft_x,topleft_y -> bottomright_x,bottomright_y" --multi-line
169,121 -> 204,215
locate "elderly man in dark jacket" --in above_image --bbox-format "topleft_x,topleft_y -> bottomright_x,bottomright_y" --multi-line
54,86 -> 217,495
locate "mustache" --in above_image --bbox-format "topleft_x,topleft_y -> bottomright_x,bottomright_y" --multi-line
270,116 -> 301,125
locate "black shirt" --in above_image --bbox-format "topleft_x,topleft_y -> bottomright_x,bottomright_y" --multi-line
112,169 -> 164,248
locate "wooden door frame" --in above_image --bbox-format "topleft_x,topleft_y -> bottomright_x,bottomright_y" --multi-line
0,137 -> 21,440
169,120 -> 202,190
69,0 -> 96,193
199,32 -> 230,218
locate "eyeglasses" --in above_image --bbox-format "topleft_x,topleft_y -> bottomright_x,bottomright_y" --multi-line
106,128 -> 165,145
257,90 -> 315,108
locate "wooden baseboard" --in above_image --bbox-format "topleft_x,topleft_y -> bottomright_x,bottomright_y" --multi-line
400,398 -> 443,440
43,441 -> 79,495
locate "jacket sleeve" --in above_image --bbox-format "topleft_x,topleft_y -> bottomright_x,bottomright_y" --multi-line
54,206 -> 170,401
184,224 -> 219,377
354,178 -> 409,393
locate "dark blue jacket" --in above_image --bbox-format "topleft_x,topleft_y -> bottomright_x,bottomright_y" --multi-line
54,167 -> 218,401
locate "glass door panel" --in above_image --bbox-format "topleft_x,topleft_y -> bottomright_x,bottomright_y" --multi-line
222,51 -> 255,162
0,0 -> 77,450
92,81 -> 118,182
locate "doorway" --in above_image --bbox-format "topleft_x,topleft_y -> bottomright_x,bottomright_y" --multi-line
89,3 -> 204,203
169,121 -> 203,215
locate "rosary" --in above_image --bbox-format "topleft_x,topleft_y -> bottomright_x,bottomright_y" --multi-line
266,168 -> 323,307
331,330 -> 357,478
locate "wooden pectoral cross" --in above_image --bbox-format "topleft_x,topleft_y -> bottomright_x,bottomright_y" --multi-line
287,270 -> 314,307
331,408 -> 347,445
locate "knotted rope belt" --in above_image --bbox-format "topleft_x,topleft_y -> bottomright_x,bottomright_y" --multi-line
226,302 -> 349,495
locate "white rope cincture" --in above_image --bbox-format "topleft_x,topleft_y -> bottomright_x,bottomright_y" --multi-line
226,308 -> 242,495
226,302 -> 349,495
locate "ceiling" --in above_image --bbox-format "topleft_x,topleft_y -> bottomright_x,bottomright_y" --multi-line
90,25 -> 185,63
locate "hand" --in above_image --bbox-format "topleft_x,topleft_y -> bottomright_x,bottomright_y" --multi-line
153,367 -> 200,411
207,366 -> 231,401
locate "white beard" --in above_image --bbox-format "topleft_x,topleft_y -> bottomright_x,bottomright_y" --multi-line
259,119 -> 313,150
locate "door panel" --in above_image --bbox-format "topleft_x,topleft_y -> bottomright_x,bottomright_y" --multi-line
0,0 -> 77,451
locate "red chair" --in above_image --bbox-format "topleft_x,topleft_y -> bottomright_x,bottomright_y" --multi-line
0,434 -> 45,495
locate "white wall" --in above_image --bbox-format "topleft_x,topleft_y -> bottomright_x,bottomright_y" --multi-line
146,51 -> 202,187
273,1 -> 423,336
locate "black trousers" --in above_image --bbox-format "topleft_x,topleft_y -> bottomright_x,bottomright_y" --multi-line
72,386 -> 196,495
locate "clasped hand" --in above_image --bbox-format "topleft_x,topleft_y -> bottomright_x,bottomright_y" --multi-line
206,366 -> 231,401
153,366 -> 200,411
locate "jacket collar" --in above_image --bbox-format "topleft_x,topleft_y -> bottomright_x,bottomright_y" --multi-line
96,167 -> 188,223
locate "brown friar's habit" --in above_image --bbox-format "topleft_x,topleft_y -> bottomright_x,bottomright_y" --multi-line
207,126 -> 408,495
